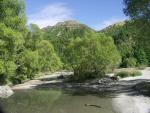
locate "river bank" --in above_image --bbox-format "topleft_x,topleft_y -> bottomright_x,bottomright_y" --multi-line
11,67 -> 150,95
1,67 -> 150,113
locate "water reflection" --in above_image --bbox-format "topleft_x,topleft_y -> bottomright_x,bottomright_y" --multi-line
0,89 -> 115,113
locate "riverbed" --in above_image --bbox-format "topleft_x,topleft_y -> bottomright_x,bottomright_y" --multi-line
1,68 -> 150,113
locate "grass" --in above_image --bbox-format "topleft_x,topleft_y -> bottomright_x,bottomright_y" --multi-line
115,70 -> 142,78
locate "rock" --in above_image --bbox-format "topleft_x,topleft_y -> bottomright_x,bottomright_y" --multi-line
98,77 -> 113,83
57,75 -> 65,79
133,82 -> 150,95
0,86 -> 14,98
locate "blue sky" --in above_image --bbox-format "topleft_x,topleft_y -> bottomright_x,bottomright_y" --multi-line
25,0 -> 127,30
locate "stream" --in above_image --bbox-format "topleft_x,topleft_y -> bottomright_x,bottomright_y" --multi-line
0,89 -> 116,113
1,68 -> 150,113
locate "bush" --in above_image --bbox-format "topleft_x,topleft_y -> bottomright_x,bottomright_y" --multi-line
134,48 -> 148,66
126,57 -> 137,67
115,70 -> 142,78
137,65 -> 147,70
115,71 -> 129,78
66,73 -> 97,82
65,33 -> 121,79
130,71 -> 142,77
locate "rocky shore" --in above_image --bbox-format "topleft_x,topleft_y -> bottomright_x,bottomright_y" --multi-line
11,68 -> 150,95
0,86 -> 14,98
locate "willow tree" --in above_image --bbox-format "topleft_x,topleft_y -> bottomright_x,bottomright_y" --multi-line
0,0 -> 26,84
65,33 -> 121,80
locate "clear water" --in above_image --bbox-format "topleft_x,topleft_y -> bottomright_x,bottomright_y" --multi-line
0,89 -> 115,113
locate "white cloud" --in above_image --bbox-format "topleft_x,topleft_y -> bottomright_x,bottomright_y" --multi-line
94,18 -> 126,30
27,3 -> 72,28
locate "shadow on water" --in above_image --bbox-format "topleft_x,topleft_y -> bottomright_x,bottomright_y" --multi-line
34,78 -> 150,97
0,88 -> 116,113
0,106 -> 4,113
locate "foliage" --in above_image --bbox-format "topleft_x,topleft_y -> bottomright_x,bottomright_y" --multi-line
115,71 -> 129,78
101,20 -> 149,67
44,21 -> 94,64
12,50 -> 39,84
25,24 -> 43,51
0,0 -> 27,33
124,0 -> 150,22
0,0 -> 63,85
65,33 -> 121,78
115,70 -> 142,78
123,0 -> 150,64
124,57 -> 137,68
134,48 -> 148,66
37,40 -> 62,72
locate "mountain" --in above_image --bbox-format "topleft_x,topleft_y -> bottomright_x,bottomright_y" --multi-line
43,20 -> 94,31
99,21 -> 125,33
43,20 -> 95,63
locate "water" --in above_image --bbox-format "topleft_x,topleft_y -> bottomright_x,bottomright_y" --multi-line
0,89 -> 115,113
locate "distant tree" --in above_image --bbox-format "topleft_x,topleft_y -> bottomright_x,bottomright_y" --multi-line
25,24 -> 43,50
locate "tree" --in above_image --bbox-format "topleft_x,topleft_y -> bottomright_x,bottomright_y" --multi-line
44,21 -> 94,64
0,0 -> 26,84
0,23 -> 24,84
25,24 -> 43,50
37,40 -> 62,72
12,50 -> 39,84
134,48 -> 148,65
65,33 -> 121,79
124,0 -> 150,22
123,0 -> 150,64
0,0 -> 26,32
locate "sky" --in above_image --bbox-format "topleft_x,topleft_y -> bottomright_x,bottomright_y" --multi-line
25,0 -> 127,30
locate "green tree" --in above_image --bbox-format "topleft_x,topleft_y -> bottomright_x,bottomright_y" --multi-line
65,33 -> 121,80
123,0 -> 150,64
25,24 -> 43,50
0,23 -> 24,84
0,0 -> 26,84
134,48 -> 148,65
124,0 -> 150,22
37,40 -> 62,72
0,0 -> 26,32
44,21 -> 94,64
13,50 -> 39,84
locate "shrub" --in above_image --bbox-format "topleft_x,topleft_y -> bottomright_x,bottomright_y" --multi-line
115,71 -> 129,78
115,70 -> 142,78
134,48 -> 148,66
66,73 -> 97,82
126,57 -> 137,67
130,71 -> 142,77
137,65 -> 147,70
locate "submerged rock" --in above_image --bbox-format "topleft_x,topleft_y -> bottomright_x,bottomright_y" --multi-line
0,86 -> 14,98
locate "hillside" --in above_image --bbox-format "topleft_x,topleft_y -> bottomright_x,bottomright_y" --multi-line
43,20 -> 95,63
100,20 -> 150,67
